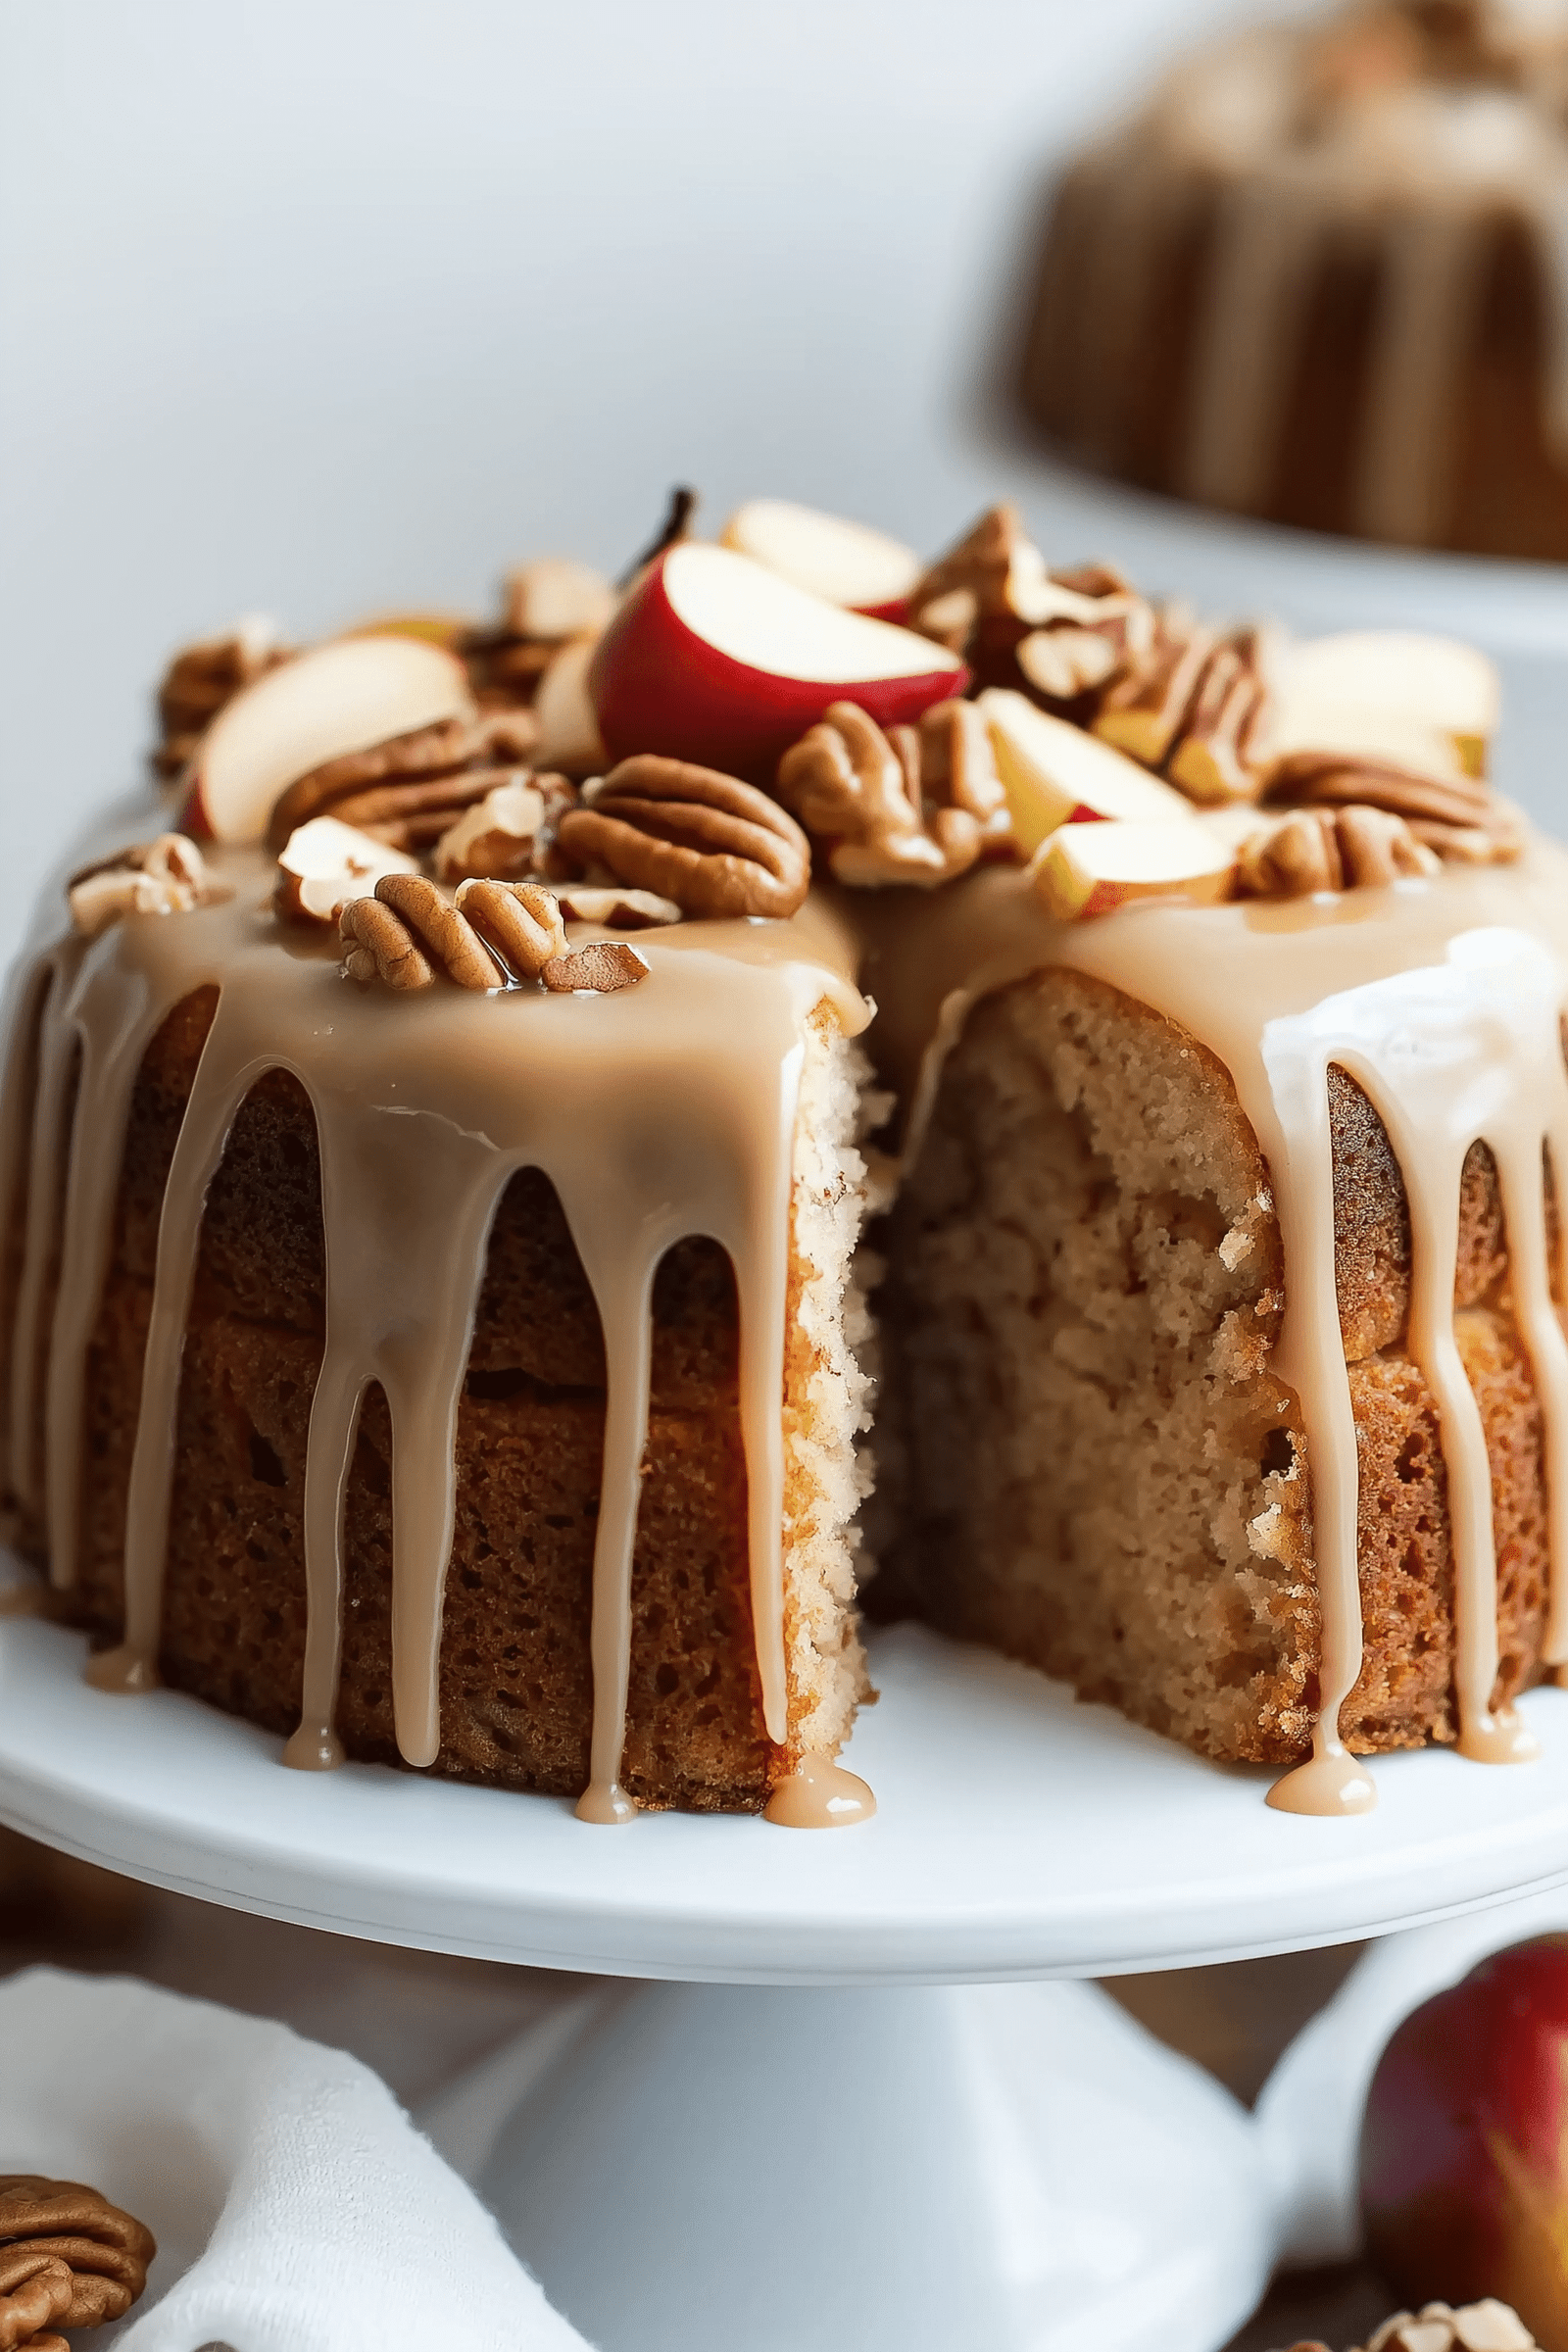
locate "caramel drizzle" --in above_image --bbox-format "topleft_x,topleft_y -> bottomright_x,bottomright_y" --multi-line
0,857 -> 867,1824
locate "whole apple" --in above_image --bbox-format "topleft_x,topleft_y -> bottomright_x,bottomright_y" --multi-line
1360,1937 -> 1568,2351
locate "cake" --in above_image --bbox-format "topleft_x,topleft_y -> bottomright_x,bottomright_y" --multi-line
1017,0 -> 1568,558
2,490 -> 1564,1824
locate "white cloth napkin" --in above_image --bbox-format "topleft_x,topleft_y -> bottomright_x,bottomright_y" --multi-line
0,1964 -> 592,2352
1256,1883 -> 1568,2269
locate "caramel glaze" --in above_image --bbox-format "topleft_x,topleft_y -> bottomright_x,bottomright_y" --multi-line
8,829 -> 1568,1821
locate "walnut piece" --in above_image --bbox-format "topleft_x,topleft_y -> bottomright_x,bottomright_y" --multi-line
775,700 -> 1006,887
267,710 -> 540,852
433,772 -> 577,884
1264,750 -> 1521,861
69,834 -> 226,938
555,758 -> 810,918
1236,804 -> 1440,898
153,614 -> 290,779
0,2174 -> 155,2347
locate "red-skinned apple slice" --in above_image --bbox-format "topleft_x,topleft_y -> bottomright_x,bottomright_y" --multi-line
720,499 -> 921,619
981,689 -> 1200,855
1034,819 -> 1237,921
589,544 -> 966,775
183,634 -> 475,844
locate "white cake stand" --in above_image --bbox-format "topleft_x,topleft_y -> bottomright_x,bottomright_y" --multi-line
3,1612 -> 1567,2352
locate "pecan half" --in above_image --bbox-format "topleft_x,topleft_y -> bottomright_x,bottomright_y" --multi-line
267,710 -> 540,851
455,878 -> 567,978
153,615 -> 290,779
775,702 -> 987,887
555,759 -> 810,918
1236,805 -> 1440,898
340,873 -> 501,992
0,2175 -> 154,2342
69,833 -> 227,938
1264,751 -> 1521,861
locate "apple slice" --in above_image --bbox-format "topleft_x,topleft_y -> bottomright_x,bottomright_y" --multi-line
1277,632 -> 1498,776
533,636 -> 609,776
185,634 -> 474,845
720,499 -> 921,618
980,688 -> 1200,854
1034,819 -> 1238,921
589,544 -> 966,775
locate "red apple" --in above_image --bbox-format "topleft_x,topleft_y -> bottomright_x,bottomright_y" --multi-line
182,634 -> 474,844
1360,1937 -> 1568,2350
588,543 -> 966,776
720,498 -> 920,619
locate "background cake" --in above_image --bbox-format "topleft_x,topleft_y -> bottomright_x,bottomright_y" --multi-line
1017,0 -> 1568,559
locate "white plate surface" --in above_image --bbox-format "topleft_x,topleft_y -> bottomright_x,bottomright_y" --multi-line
2,1614 -> 1568,1983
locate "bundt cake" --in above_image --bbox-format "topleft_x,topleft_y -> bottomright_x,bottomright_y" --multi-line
1018,0 -> 1568,558
2,493 -> 1564,1823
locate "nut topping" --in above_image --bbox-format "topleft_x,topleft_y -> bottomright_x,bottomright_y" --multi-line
555,758 -> 810,919
273,815 -> 418,925
541,941 -> 650,993
433,773 -> 577,884
153,614 -> 291,779
555,884 -> 683,928
1236,805 -> 1440,898
455,878 -> 567,979
340,873 -> 500,993
775,702 -> 991,887
1093,609 -> 1215,768
267,710 -> 541,852
69,833 -> 226,938
1264,750 -> 1521,861
1166,630 -> 1272,806
0,2175 -> 155,2345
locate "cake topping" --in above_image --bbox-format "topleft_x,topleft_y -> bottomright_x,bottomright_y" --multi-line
539,939 -> 650,993
1033,816 -> 1239,919
152,612 -> 291,781
720,498 -> 921,614
266,709 -> 541,851
273,815 -> 418,924
775,700 -> 1000,887
553,883 -> 684,928
431,770 -> 578,884
1266,750 -> 1521,861
464,558 -> 616,710
340,871 -> 502,993
1357,2303 -> 1538,2352
453,876 -> 567,979
556,757 -> 811,918
68,833 -> 226,938
1236,802 -> 1440,896
0,2174 -> 155,2345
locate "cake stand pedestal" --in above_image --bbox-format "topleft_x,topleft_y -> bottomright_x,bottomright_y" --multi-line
4,1613 -> 1568,2352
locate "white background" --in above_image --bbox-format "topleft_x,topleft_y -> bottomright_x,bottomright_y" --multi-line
3,0 -> 1563,955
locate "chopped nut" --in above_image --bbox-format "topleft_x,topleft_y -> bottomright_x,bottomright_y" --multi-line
775,702 -> 982,887
433,772 -> 576,884
556,758 -> 810,918
915,698 -> 1013,855
1265,750 -> 1521,861
1166,631 -> 1272,805
1450,2304 -> 1537,2352
69,833 -> 225,937
1236,804 -> 1439,898
273,815 -> 418,925
541,941 -> 650,993
908,509 -> 1155,705
340,873 -> 501,993
1093,608 -> 1214,767
455,878 -> 567,979
1016,625 -> 1122,702
0,2175 -> 154,2342
555,884 -> 683,928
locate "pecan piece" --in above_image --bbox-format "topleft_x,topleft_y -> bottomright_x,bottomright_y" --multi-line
908,509 -> 1154,703
433,773 -> 577,883
775,702 -> 983,887
1166,630 -> 1272,806
555,884 -> 683,928
1093,607 -> 1215,767
455,878 -> 567,979
1236,805 -> 1440,898
0,2175 -> 154,2341
340,873 -> 501,992
1264,750 -> 1520,860
274,815 -> 417,925
69,833 -> 226,937
541,941 -> 650,993
555,759 -> 809,919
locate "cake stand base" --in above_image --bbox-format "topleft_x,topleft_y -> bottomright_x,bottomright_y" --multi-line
421,1977 -> 1270,2352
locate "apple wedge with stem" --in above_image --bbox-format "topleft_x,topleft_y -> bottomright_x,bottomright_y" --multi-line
720,499 -> 921,619
589,544 -> 966,776
980,688 -> 1200,856
183,634 -> 475,845
1034,820 -> 1237,921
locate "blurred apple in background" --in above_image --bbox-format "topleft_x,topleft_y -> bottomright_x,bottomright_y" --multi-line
1361,1938 -> 1568,2351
